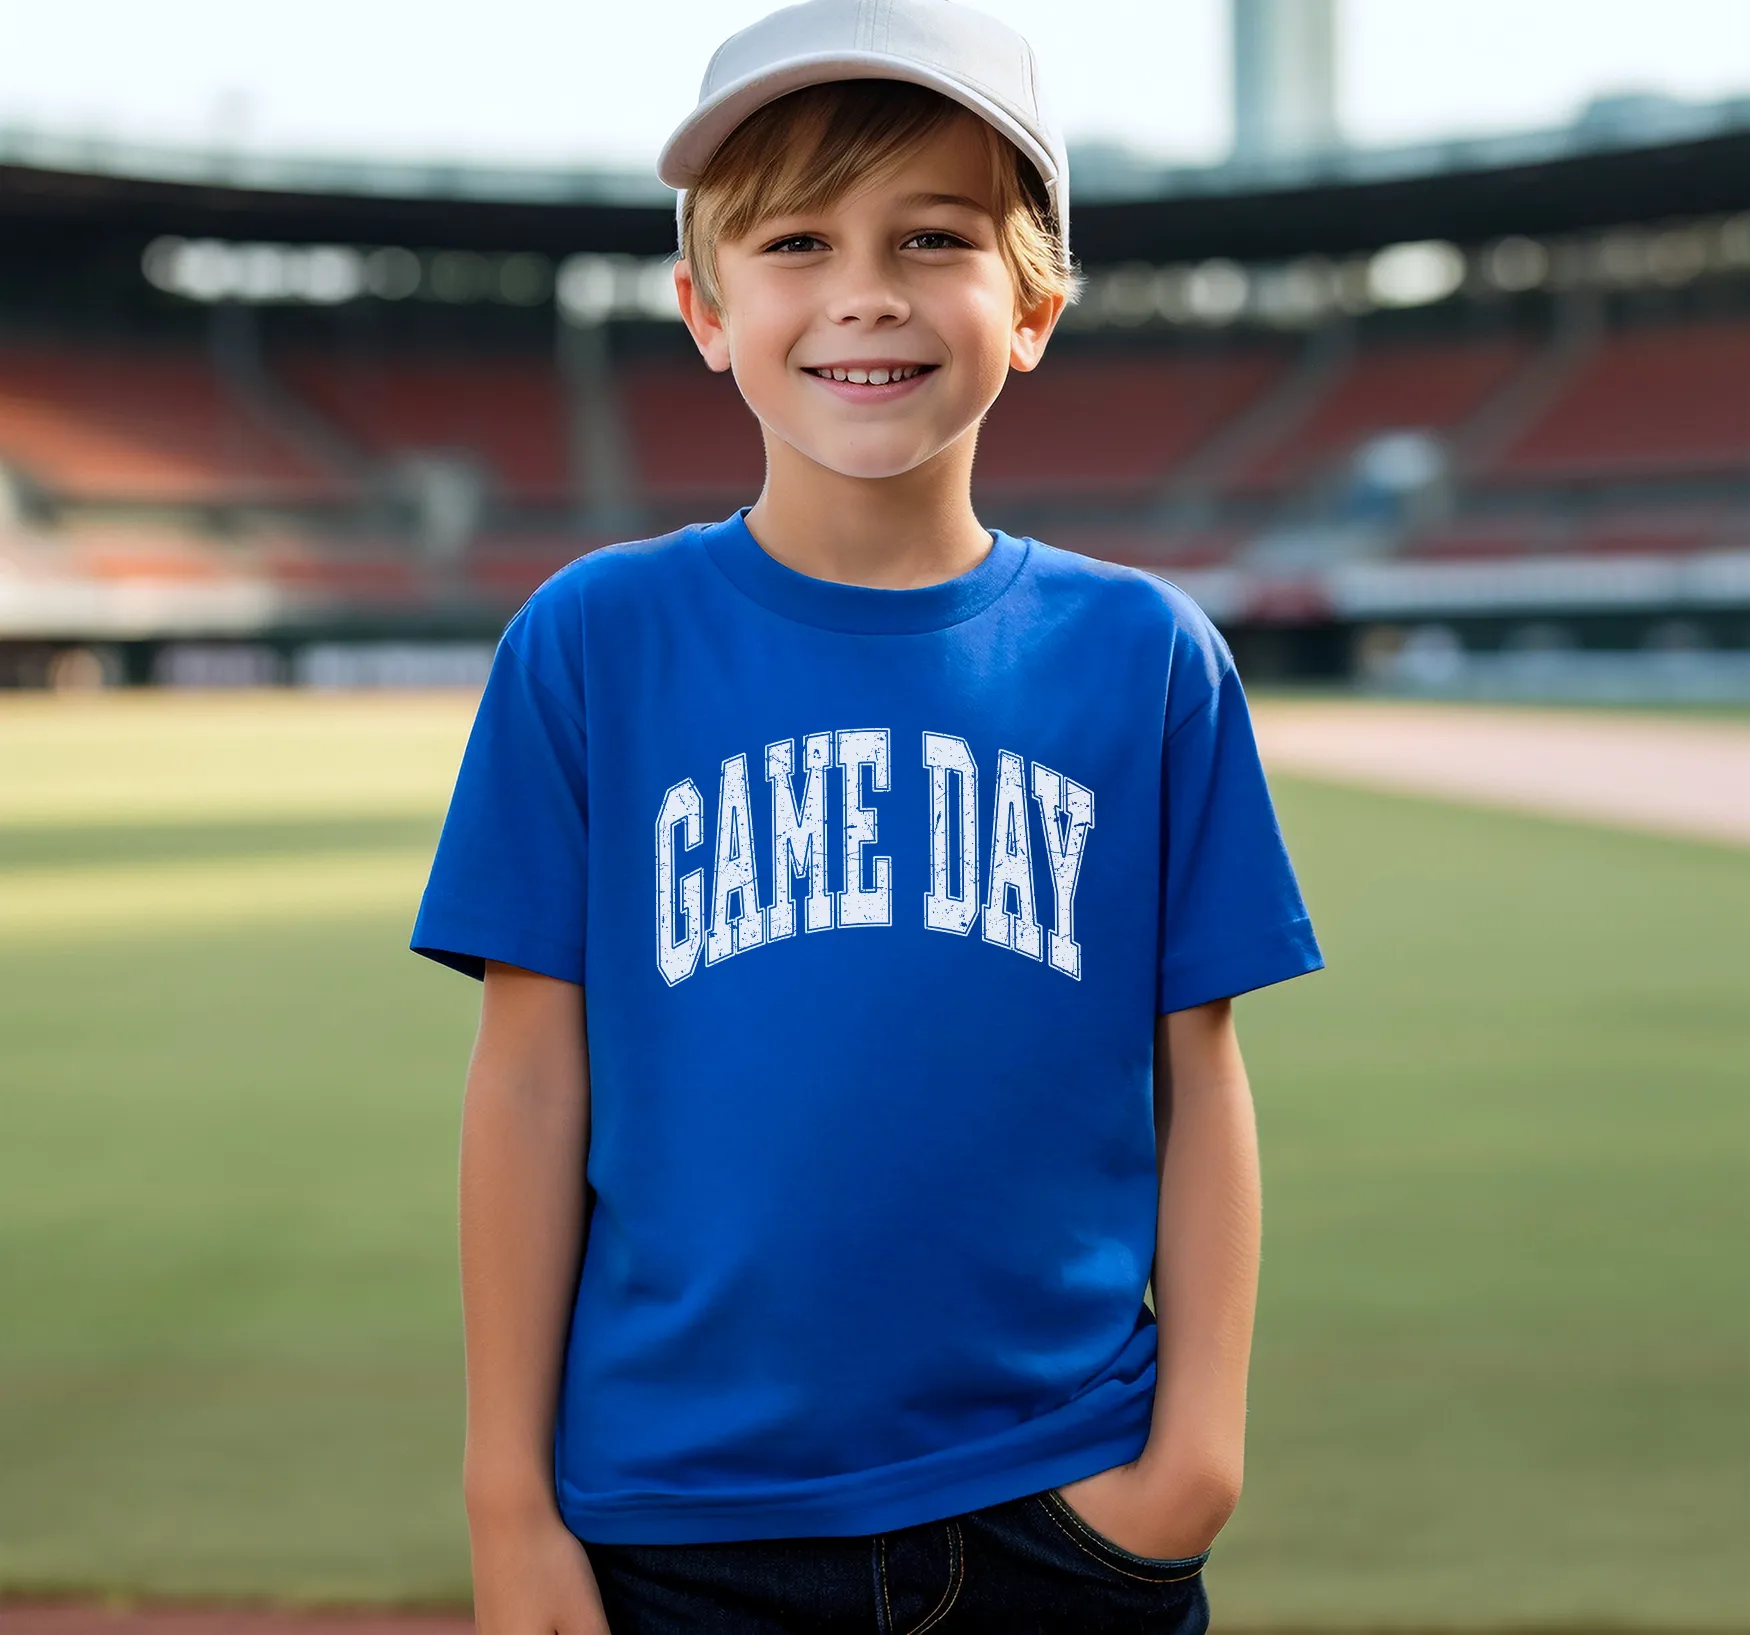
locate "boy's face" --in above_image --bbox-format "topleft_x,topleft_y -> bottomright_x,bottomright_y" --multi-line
676,114 -> 1063,485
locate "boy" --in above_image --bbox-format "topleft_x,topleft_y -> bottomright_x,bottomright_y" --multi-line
411,1 -> 1323,1630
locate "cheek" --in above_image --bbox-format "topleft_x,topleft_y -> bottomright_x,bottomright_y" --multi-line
717,280 -> 798,373
939,279 -> 1022,363
731,301 -> 805,378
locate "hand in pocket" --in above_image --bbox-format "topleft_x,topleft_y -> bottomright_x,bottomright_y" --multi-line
1051,1459 -> 1223,1564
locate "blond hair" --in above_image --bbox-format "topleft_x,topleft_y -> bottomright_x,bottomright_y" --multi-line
679,80 -> 1078,316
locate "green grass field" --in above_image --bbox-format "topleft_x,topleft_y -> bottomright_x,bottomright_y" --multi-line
1,694 -> 1746,1627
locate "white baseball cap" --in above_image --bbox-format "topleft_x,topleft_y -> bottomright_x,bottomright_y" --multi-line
658,0 -> 1069,257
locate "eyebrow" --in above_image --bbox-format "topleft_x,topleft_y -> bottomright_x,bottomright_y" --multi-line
896,191 -> 993,214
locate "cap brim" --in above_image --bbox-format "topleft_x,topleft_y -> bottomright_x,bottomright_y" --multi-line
656,51 -> 1060,203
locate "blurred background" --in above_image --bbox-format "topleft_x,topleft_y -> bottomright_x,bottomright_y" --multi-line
0,1 -> 1745,1630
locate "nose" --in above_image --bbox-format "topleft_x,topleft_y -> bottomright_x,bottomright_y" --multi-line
822,246 -> 910,328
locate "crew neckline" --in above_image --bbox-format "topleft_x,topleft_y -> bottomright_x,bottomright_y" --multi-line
702,506 -> 1029,634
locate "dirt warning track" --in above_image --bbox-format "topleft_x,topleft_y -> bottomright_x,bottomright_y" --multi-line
1252,701 -> 1750,849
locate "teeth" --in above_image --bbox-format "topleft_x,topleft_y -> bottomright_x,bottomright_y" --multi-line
812,365 -> 923,383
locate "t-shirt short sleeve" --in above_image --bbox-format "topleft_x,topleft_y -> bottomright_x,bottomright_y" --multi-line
410,600 -> 589,985
1155,590 -> 1323,1014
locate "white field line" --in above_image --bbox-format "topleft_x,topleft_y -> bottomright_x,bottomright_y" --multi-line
1252,703 -> 1750,849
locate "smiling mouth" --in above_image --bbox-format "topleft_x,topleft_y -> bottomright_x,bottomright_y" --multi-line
802,364 -> 936,385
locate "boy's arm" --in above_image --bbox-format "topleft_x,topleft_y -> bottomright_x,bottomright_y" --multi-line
460,960 -> 607,1633
1053,997 -> 1261,1559
1138,998 -> 1260,1538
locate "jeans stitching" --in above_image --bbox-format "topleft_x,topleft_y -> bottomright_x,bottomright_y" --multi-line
1035,1491 -> 1209,1585
877,1533 -> 894,1633
900,1518 -> 964,1635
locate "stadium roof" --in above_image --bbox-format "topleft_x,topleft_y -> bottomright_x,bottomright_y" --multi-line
3,95 -> 1747,264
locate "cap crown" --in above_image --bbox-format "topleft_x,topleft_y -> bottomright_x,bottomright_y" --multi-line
658,0 -> 1069,253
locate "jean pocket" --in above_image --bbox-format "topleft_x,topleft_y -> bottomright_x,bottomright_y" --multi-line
1033,1486 -> 1211,1584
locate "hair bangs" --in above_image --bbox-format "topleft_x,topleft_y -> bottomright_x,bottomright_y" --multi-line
681,80 -> 1077,315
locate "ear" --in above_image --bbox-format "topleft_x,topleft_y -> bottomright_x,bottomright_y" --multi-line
1009,288 -> 1066,374
674,260 -> 733,374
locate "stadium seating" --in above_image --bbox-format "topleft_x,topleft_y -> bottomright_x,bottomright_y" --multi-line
1403,501 -> 1738,561
464,535 -> 598,600
263,546 -> 428,600
5,322 -> 1744,580
618,351 -> 1294,506
0,343 -> 341,504
285,355 -> 761,514
276,353 -> 572,505
975,349 -> 1287,498
52,521 -> 248,583
1042,522 -> 1246,569
616,359 -> 766,502
1563,504 -> 1735,557
1223,336 -> 1532,493
1492,319 -> 1750,481
1399,516 -> 1567,560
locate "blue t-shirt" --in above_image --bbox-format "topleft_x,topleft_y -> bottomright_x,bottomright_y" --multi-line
411,508 -> 1322,1545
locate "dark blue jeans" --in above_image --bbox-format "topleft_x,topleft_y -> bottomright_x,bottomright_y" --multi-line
580,1484 -> 1211,1633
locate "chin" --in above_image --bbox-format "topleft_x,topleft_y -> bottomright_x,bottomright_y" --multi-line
791,437 -> 952,484
819,457 -> 924,481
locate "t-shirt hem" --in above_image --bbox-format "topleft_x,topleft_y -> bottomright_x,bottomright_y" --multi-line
1157,916 -> 1324,1014
557,1367 -> 1155,1544
410,898 -> 586,986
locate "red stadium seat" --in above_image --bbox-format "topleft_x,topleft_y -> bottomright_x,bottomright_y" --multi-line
1047,523 -> 1247,570
276,353 -> 572,505
974,350 -> 1287,499
1225,336 -> 1531,494
0,343 -> 344,504
464,535 -> 604,601
1403,504 -> 1731,563
1492,320 -> 1750,480
1564,505 -> 1733,557
1401,515 -> 1571,560
617,360 -> 766,502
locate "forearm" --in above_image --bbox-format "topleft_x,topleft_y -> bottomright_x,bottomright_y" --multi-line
1140,1000 -> 1261,1522
459,962 -> 591,1524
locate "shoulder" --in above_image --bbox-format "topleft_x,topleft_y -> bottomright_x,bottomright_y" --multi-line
499,522 -> 715,670
1017,535 -> 1234,685
475,523 -> 714,726
513,525 -> 708,632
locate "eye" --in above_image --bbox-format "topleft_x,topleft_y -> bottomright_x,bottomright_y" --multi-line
906,230 -> 973,250
763,233 -> 826,254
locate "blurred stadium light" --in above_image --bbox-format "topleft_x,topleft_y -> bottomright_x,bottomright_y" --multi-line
130,214 -> 1750,326
556,254 -> 682,326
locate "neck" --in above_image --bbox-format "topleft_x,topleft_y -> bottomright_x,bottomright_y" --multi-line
743,430 -> 992,589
